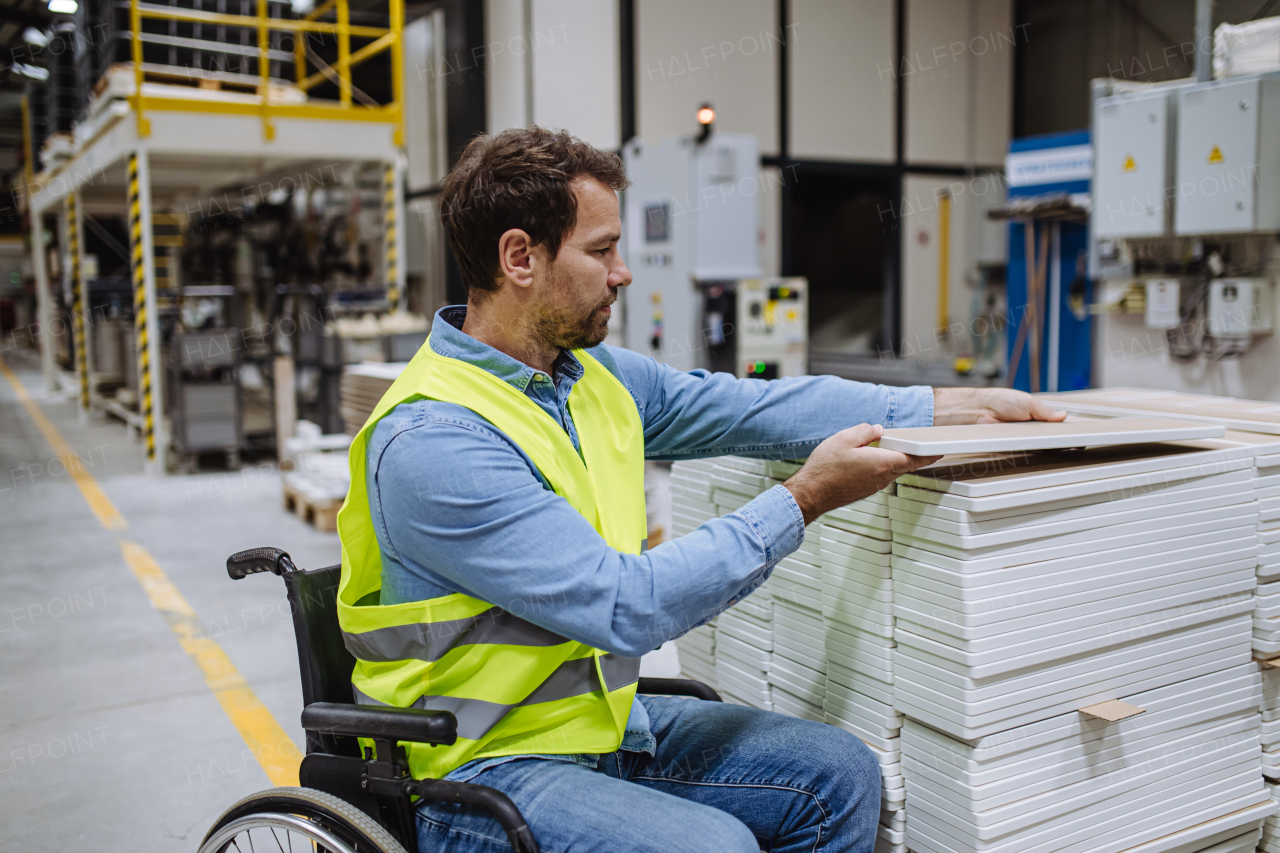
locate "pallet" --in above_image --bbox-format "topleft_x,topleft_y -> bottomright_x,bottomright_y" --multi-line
283,483 -> 342,533
94,62 -> 305,101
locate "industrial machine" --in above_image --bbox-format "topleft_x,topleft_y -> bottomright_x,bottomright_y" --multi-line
169,328 -> 243,470
701,277 -> 808,379
1089,70 -> 1280,363
622,113 -> 808,378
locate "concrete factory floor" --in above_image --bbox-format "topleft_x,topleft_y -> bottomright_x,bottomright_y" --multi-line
0,351 -> 336,849
0,348 -> 679,849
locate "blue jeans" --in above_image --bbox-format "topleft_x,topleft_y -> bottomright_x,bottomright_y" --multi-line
416,695 -> 881,853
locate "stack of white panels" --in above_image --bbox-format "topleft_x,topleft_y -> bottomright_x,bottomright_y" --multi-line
1263,665 -> 1280,784
1262,780 -> 1280,853
674,621 -> 719,689
669,458 -> 718,536
889,442 -> 1258,739
770,461 -> 828,720
820,490 -> 898,745
1151,429 -> 1280,662
1255,450 -> 1280,658
715,591 -> 775,710
712,459 -> 781,711
769,596 -> 827,720
883,441 -> 1270,853
817,489 -> 905,849
901,665 -> 1272,853
670,459 -> 722,689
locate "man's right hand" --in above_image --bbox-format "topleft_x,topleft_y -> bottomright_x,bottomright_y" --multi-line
783,424 -> 942,525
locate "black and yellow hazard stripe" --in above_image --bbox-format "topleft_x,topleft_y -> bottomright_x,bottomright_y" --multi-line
69,193 -> 89,411
383,163 -> 399,309
127,154 -> 155,462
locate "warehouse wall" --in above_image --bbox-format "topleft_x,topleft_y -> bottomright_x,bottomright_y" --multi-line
1094,312 -> 1280,399
899,174 -> 971,359
484,0 -> 620,150
473,0 -> 1016,357
485,0 -> 527,133
895,172 -> 1009,362
635,0 -> 780,155
903,0 -> 1012,168
787,0 -> 895,163
533,1 -> 620,150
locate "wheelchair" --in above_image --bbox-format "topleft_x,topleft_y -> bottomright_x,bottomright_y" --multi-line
198,547 -> 722,853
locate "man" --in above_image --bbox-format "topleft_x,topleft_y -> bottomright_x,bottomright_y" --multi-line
336,126 -> 1063,853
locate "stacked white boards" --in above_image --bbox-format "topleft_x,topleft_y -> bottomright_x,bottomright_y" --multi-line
710,457 -> 832,720
819,489 -> 906,852
1264,665 -> 1280,796
1248,443 -> 1280,659
670,456 -> 906,852
888,439 -> 1275,853
1039,391 -> 1280,662
668,458 -> 720,691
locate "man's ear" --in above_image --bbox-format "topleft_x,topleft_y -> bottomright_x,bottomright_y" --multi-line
498,228 -> 536,289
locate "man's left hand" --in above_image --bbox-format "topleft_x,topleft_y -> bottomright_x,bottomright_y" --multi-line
932,387 -> 1067,426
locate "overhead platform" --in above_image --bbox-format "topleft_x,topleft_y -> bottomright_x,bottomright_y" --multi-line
20,0 -> 408,474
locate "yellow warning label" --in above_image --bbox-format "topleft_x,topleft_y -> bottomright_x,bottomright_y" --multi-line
1208,145 -> 1224,164
1123,155 -> 1137,172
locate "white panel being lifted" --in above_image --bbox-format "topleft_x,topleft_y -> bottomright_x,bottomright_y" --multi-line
877,417 -> 1223,455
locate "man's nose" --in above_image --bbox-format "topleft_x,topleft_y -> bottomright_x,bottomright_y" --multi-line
613,259 -> 633,288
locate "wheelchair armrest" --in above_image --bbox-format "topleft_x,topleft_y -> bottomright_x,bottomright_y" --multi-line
301,702 -> 458,746
413,779 -> 539,853
637,677 -> 722,702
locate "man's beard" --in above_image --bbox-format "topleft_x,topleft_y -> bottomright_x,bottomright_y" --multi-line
534,290 -> 616,351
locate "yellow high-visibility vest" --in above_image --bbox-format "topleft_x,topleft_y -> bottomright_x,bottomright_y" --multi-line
336,337 -> 647,780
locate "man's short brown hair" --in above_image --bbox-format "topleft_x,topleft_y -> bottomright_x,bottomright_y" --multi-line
440,126 -> 629,301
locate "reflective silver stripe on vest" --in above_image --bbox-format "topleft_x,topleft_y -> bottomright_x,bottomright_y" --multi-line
599,651 -> 642,692
342,606 -> 571,663
354,653 -> 642,742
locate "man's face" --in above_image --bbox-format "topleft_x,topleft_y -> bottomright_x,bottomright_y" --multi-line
532,176 -> 632,351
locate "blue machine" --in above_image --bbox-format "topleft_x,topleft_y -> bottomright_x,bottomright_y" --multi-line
1005,131 -> 1094,393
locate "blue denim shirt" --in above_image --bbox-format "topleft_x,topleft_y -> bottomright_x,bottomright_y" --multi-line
367,306 -> 934,779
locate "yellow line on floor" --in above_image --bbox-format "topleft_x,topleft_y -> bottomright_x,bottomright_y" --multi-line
2,359 -> 301,787
120,542 -> 301,786
0,360 -> 128,530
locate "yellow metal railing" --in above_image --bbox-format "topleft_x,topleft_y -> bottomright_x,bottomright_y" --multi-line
127,0 -> 403,144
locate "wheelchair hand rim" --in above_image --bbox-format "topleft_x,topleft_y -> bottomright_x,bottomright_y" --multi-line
198,811 -> 356,853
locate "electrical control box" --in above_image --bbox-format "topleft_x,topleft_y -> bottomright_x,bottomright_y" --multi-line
1144,279 -> 1183,329
1093,89 -> 1177,238
1175,76 -> 1280,235
1206,278 -> 1274,338
622,133 -> 761,372
699,277 -> 807,379
733,278 -> 808,379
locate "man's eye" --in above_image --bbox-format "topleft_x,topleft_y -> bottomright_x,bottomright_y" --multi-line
597,248 -> 610,256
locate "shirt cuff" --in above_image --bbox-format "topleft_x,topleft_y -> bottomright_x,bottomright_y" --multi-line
888,385 -> 935,428
737,484 -> 806,570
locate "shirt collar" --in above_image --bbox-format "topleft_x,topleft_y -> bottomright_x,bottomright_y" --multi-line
428,305 -> 585,392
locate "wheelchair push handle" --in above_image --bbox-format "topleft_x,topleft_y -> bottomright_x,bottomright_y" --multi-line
227,547 -> 298,579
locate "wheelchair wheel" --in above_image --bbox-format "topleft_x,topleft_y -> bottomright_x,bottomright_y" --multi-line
198,786 -> 408,853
